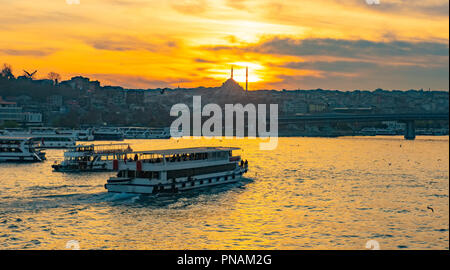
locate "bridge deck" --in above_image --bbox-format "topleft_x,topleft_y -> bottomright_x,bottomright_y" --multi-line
278,113 -> 449,122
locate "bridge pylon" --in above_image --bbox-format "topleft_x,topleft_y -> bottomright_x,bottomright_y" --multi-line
404,120 -> 416,140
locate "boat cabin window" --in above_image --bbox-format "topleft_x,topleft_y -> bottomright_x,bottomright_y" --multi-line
1,147 -> 23,152
0,139 -> 21,145
76,146 -> 94,152
210,151 -> 228,160
117,170 -> 159,179
164,152 -> 210,163
69,156 -> 92,162
34,137 -> 73,142
167,163 -> 236,179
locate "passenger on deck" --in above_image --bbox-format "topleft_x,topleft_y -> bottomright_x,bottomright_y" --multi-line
134,154 -> 138,161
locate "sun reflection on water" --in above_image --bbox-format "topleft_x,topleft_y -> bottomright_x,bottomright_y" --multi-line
0,136 -> 448,249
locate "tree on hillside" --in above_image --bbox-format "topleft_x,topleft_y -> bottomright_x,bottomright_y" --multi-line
48,72 -> 61,84
52,111 -> 80,128
1,63 -> 14,80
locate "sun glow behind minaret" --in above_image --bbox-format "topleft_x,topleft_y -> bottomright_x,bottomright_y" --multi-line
229,62 -> 263,84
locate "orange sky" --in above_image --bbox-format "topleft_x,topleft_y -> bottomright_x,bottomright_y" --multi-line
0,0 -> 448,90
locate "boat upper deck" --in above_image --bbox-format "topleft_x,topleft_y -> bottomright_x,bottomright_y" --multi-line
0,136 -> 38,150
69,143 -> 133,154
134,147 -> 240,156
0,136 -> 35,143
0,136 -> 33,140
114,147 -> 242,171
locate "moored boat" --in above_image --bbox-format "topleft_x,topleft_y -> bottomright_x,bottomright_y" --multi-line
32,135 -> 76,149
0,136 -> 46,162
118,127 -> 171,139
93,127 -> 124,141
105,147 -> 248,194
58,128 -> 95,141
0,128 -> 77,148
52,143 -> 133,172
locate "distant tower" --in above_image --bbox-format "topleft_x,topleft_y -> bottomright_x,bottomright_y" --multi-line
246,66 -> 248,92
231,65 -> 234,80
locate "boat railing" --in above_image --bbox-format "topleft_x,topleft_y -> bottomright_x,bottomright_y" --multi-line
73,144 -> 132,154
116,154 -> 237,167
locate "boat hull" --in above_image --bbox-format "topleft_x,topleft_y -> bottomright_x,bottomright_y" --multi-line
93,134 -> 124,141
52,164 -> 110,172
52,159 -> 116,172
105,168 -> 248,194
0,154 -> 45,162
38,143 -> 75,149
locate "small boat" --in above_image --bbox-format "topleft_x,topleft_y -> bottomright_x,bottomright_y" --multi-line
0,136 -> 46,162
105,147 -> 248,194
52,143 -> 133,172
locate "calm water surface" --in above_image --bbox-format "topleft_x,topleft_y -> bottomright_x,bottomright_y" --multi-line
0,136 -> 448,250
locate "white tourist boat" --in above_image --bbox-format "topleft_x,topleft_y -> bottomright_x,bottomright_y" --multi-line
32,135 -> 76,148
0,137 -> 46,162
28,127 -> 94,141
93,127 -> 124,141
105,147 -> 249,194
57,128 -> 95,141
52,143 -> 133,172
118,127 -> 171,139
0,128 -> 77,148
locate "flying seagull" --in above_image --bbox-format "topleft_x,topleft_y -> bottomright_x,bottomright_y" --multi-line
427,206 -> 434,213
23,70 -> 37,79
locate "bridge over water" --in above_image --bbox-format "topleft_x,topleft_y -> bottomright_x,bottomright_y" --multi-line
277,113 -> 449,140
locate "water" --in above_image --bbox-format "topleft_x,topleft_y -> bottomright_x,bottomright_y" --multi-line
0,136 -> 448,250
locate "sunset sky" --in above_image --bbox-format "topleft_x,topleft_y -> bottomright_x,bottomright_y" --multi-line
0,0 -> 448,90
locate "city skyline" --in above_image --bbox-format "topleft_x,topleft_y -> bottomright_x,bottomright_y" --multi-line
0,0 -> 449,91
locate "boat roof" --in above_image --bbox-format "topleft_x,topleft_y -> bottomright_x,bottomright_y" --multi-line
74,143 -> 130,148
133,147 -> 240,155
0,136 -> 33,140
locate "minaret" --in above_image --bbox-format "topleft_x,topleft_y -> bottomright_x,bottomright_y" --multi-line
231,65 -> 234,80
245,66 -> 248,92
